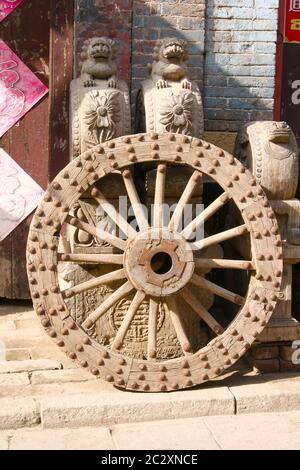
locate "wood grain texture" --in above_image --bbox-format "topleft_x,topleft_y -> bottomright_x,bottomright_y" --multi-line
26,133 -> 283,391
49,0 -> 74,179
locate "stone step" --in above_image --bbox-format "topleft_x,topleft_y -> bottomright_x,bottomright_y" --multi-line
0,386 -> 233,430
0,398 -> 40,430
0,359 -> 62,374
40,387 -> 234,429
1,372 -> 300,430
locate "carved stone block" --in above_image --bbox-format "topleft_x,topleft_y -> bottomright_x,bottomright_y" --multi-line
136,38 -> 204,137
235,121 -> 298,200
70,37 -> 131,158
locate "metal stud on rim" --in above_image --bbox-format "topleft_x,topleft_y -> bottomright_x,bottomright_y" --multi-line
27,133 -> 283,392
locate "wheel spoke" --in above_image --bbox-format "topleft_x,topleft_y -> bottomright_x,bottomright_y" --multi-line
191,273 -> 244,305
148,298 -> 159,360
180,288 -> 224,335
195,258 -> 253,271
153,164 -> 166,227
122,169 -> 149,231
65,214 -> 126,251
169,171 -> 201,232
82,281 -> 134,329
111,290 -> 146,350
165,297 -> 192,355
62,268 -> 126,299
91,187 -> 137,238
192,224 -> 248,251
58,253 -> 124,264
181,192 -> 230,240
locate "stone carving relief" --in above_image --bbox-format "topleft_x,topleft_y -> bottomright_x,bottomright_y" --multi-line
136,38 -> 204,136
70,37 -> 131,158
235,121 -> 298,200
233,121 -> 300,343
83,90 -> 120,145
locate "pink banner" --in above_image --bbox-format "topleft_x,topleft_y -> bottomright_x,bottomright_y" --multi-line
0,39 -> 48,137
0,0 -> 24,22
0,149 -> 44,241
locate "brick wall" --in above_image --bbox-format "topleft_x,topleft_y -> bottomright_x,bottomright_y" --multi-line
204,0 -> 279,132
131,0 -> 206,108
74,0 -> 279,139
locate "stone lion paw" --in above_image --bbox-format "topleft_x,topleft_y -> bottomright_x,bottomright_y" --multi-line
108,78 -> 117,89
156,79 -> 169,89
181,79 -> 192,90
84,79 -> 96,88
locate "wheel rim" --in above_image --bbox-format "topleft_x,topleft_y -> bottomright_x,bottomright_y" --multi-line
27,132 -> 283,391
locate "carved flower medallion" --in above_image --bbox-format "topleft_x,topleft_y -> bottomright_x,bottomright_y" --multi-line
159,92 -> 194,134
84,90 -> 120,144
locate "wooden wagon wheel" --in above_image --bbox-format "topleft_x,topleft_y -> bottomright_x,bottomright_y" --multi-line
27,132 -> 283,392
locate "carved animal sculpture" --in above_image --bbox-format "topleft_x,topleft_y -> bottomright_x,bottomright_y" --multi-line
80,37 -> 118,88
149,38 -> 192,89
235,121 -> 299,200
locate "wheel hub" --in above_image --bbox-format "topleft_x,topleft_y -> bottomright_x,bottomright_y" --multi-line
124,228 -> 194,297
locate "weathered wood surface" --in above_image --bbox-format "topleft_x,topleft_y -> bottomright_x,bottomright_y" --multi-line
27,133 -> 283,391
49,0 -> 74,180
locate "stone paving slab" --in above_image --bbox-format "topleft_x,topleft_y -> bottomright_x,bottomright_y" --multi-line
203,411 -> 300,450
9,426 -> 115,450
1,411 -> 300,450
0,433 -> 9,451
114,412 -> 300,450
112,417 -> 220,450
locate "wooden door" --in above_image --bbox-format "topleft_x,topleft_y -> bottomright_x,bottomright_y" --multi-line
0,0 -> 73,298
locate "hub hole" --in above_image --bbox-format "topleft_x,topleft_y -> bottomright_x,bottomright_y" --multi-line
150,252 -> 173,275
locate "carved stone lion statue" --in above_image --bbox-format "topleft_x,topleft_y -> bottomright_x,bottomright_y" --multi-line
70,37 -> 131,158
80,37 -> 118,88
136,38 -> 204,137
